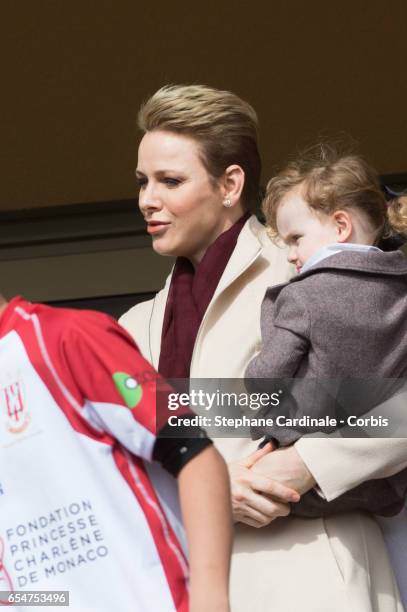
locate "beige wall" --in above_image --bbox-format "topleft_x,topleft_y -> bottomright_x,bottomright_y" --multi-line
1,3 -> 405,301
1,2 -> 406,212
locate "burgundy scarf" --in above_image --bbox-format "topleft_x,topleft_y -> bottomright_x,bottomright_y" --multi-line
159,213 -> 250,378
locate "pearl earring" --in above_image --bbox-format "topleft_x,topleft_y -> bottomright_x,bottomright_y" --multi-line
223,198 -> 232,208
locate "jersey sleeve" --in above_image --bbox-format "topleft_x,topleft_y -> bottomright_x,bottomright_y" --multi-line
62,310 -> 211,474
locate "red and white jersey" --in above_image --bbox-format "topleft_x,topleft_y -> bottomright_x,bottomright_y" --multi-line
0,297 -> 189,612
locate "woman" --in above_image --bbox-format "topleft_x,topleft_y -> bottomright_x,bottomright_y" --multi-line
120,84 -> 405,611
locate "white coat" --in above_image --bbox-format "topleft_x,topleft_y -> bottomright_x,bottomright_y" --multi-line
120,216 -> 406,612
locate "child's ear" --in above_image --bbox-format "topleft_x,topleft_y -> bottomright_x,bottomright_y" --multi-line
332,210 -> 353,242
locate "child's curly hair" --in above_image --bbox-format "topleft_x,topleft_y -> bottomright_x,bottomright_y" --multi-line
263,144 -> 407,243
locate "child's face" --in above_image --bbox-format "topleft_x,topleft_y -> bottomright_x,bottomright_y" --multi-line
276,188 -> 338,273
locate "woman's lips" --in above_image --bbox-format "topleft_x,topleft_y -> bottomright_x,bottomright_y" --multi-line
146,221 -> 170,234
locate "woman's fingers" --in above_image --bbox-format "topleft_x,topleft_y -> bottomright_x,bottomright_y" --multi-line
249,473 -> 300,503
242,442 -> 274,469
236,497 -> 291,527
229,474 -> 291,523
239,512 -> 271,528
238,516 -> 262,528
244,488 -> 291,519
228,459 -> 297,524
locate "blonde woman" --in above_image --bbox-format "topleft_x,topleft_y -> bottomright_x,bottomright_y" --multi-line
120,85 -> 406,612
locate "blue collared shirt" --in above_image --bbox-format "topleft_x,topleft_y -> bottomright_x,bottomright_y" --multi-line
301,243 -> 382,274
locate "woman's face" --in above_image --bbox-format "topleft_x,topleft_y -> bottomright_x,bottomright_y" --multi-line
136,130 -> 232,266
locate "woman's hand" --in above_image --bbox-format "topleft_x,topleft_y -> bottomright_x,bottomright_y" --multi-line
228,444 -> 300,527
251,444 -> 316,495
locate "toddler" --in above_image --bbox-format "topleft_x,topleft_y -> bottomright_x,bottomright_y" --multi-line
246,144 -> 407,518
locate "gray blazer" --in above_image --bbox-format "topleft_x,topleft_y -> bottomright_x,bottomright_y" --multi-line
246,249 -> 407,516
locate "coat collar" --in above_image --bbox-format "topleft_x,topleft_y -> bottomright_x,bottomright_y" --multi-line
149,274 -> 171,369
212,215 -> 265,298
296,249 -> 407,280
265,248 -> 407,303
148,215 -> 265,368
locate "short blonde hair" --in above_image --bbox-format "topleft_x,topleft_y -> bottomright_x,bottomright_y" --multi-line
262,144 -> 407,242
138,84 -> 261,211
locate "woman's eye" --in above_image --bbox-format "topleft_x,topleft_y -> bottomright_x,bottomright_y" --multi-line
163,178 -> 181,187
136,178 -> 147,189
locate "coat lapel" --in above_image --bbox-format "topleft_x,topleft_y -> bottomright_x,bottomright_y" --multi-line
190,217 -> 264,373
150,217 -> 266,371
149,274 -> 172,369
212,216 -> 264,299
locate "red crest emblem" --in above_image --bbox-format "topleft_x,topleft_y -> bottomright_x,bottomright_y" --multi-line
2,381 -> 30,434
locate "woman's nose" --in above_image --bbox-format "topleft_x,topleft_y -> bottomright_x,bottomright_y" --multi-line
139,185 -> 162,214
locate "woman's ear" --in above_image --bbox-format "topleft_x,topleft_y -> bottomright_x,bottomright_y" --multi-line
333,210 -> 353,242
221,165 -> 245,206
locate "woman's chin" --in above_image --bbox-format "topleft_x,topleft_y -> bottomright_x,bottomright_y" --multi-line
151,239 -> 176,258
